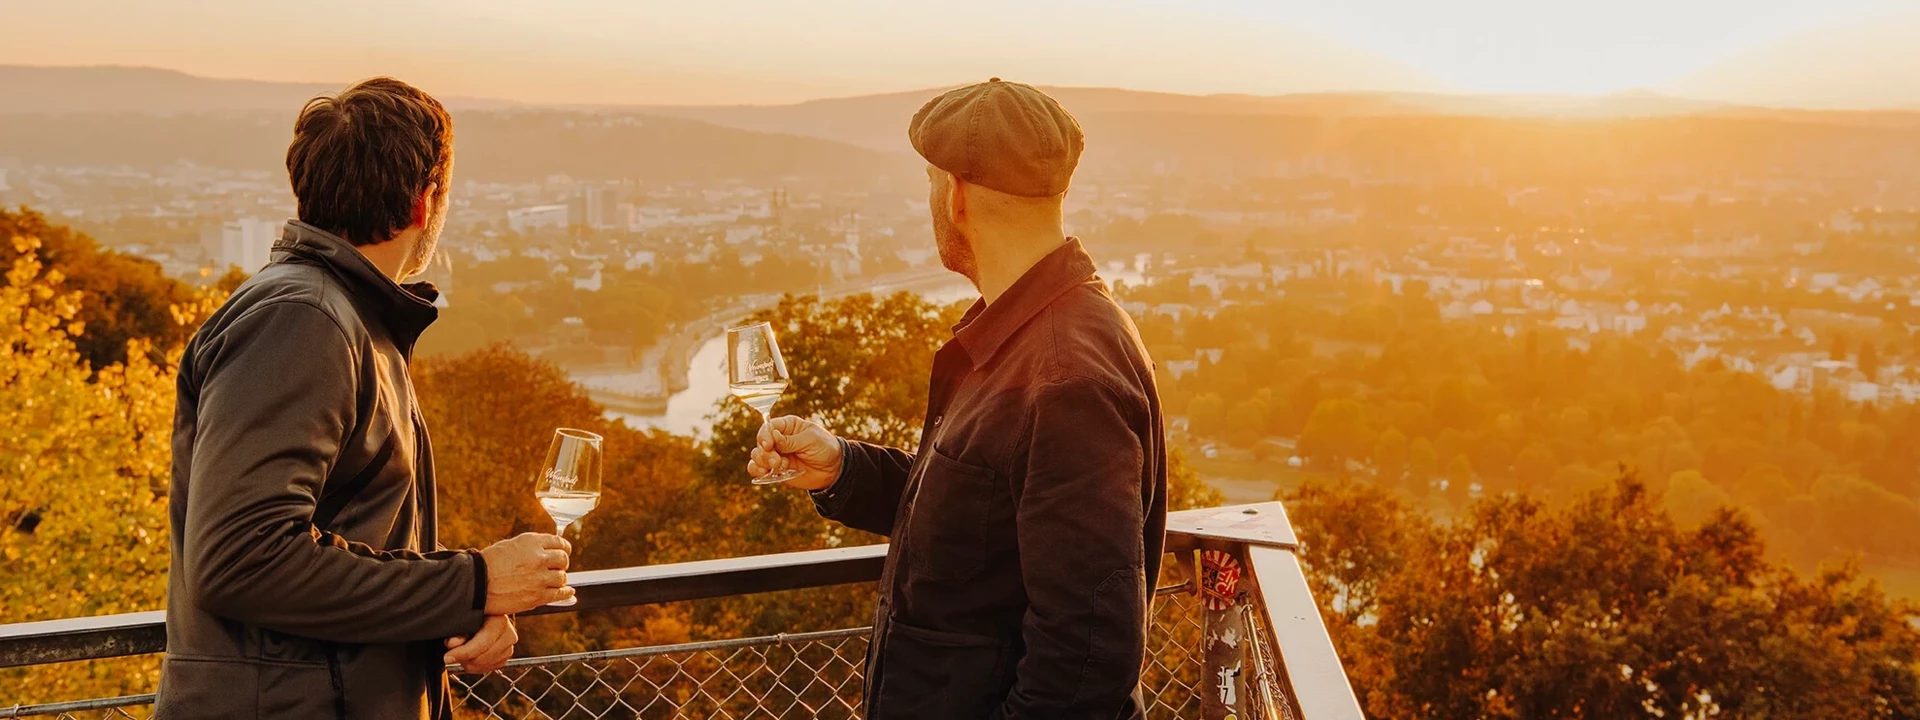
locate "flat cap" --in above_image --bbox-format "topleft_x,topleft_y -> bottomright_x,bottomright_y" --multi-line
908,77 -> 1084,198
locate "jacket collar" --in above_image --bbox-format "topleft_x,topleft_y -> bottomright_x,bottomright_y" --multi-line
952,237 -> 1098,369
272,220 -> 440,355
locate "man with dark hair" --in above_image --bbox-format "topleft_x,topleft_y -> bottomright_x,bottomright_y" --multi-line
751,79 -> 1168,719
156,77 -> 571,719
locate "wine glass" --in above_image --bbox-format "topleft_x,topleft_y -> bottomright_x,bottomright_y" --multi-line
727,321 -> 802,484
534,427 -> 602,607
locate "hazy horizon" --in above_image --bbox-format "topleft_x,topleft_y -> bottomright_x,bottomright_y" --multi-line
6,0 -> 1920,109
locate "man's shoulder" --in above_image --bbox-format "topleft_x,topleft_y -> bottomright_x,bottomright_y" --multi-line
1030,282 -> 1154,395
195,262 -> 361,349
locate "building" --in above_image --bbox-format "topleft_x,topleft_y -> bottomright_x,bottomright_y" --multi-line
211,218 -> 280,273
570,187 -> 619,230
508,204 -> 569,234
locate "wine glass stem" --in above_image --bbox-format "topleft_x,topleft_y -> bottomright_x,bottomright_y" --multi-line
554,520 -> 572,537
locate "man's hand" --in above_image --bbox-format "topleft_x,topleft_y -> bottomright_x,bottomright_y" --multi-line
444,614 -> 516,675
481,533 -> 573,614
749,415 -> 844,491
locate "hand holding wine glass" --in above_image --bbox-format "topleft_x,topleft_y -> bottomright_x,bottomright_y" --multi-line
748,415 -> 844,491
727,321 -> 803,484
533,428 -> 601,607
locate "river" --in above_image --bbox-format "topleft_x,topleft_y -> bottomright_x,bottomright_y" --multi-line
597,258 -> 1149,439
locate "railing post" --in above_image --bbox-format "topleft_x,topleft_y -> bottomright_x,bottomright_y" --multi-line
1198,542 -> 1281,719
1168,501 -> 1363,720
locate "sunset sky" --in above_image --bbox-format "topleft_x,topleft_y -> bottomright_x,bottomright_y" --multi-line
5,0 -> 1917,107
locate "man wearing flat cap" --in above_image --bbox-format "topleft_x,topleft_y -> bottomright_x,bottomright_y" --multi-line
750,78 -> 1168,720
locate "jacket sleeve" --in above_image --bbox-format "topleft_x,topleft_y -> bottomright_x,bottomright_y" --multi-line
180,301 -> 486,644
998,376 -> 1150,720
811,438 -> 914,536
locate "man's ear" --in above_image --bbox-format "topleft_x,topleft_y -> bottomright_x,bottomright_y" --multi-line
948,176 -> 968,221
411,183 -> 438,229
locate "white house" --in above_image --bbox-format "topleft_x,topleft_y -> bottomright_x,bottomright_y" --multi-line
507,204 -> 568,234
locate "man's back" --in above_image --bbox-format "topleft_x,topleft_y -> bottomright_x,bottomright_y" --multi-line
158,222 -> 480,718
822,239 -> 1169,719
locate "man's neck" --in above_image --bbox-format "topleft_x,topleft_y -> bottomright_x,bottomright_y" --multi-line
974,229 -> 1068,304
354,229 -> 421,283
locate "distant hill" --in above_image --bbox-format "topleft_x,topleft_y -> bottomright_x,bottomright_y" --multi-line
4,65 -> 1918,186
0,65 -> 518,114
1666,14 -> 1920,110
0,110 -> 911,184
634,86 -> 1905,154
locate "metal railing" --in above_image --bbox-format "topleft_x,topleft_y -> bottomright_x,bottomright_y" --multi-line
2,503 -> 1361,720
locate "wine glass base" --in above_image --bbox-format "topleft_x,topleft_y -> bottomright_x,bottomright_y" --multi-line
752,469 -> 803,485
547,595 -> 579,607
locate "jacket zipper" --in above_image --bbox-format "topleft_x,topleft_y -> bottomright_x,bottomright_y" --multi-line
323,643 -> 347,720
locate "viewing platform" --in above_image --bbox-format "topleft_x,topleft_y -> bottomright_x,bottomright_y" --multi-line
0,503 -> 1361,719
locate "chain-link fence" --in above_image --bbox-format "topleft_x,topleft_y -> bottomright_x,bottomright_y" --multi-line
448,628 -> 870,720
8,587 -> 1216,720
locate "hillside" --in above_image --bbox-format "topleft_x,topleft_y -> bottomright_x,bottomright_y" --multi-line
5,65 -> 1918,185
0,110 -> 911,183
637,86 -> 1920,162
0,65 -> 517,114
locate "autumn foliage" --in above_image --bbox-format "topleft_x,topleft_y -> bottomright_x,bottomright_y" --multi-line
2,209 -> 1916,713
1287,474 -> 1920,718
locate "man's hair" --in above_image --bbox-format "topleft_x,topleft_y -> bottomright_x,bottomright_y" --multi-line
286,77 -> 453,246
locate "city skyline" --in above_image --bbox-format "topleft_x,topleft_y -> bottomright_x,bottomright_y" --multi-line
5,0 -> 1920,109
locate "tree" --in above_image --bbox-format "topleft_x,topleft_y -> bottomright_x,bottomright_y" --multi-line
1830,333 -> 1848,363
1285,473 -> 1920,719
1167,447 -> 1225,514
1664,469 -> 1732,529
1372,427 -> 1410,488
1445,454 -> 1474,507
1510,442 -> 1556,496
1860,341 -> 1882,381
0,207 -> 198,369
1187,393 -> 1226,438
1224,396 -> 1270,449
0,238 -> 204,701
1298,398 -> 1371,472
1408,438 -> 1439,497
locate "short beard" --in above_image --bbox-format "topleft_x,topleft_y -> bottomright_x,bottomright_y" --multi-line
402,207 -> 445,281
931,201 -> 976,283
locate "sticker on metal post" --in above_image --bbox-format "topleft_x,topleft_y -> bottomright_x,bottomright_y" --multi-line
1200,549 -> 1243,611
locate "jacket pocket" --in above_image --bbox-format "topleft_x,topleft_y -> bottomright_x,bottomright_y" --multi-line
155,656 -> 258,718
256,660 -> 340,718
906,449 -> 999,583
874,620 -> 1013,720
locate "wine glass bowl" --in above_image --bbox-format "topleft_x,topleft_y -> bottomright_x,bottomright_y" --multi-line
534,427 -> 602,607
727,321 -> 802,485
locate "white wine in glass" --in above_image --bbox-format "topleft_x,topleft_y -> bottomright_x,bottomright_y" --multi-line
534,427 -> 602,607
727,321 -> 802,485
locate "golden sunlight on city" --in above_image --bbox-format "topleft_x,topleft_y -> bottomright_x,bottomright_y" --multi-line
2,2 -> 1919,719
